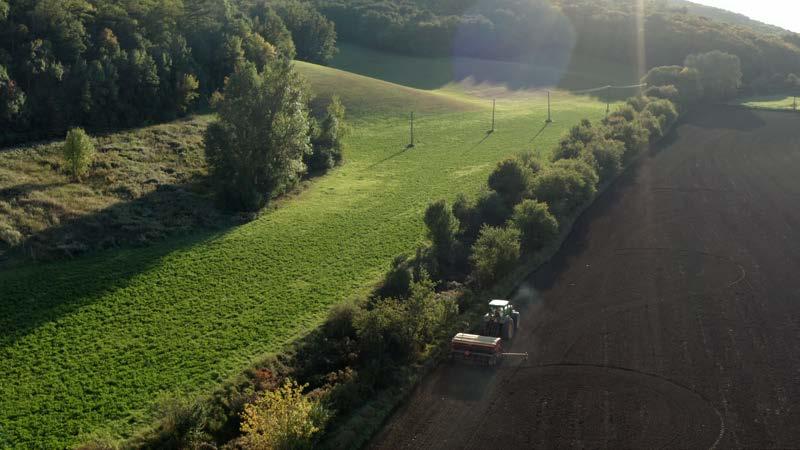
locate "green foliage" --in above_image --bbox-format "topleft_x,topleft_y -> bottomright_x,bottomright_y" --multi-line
176,73 -> 200,114
470,225 -> 520,287
487,158 -> 532,206
644,99 -> 679,129
603,116 -> 650,164
307,95 -> 347,174
275,1 -> 338,64
62,127 -> 95,181
552,158 -> 599,193
240,379 -> 330,450
355,276 -> 457,366
378,254 -> 414,299
642,65 -> 703,105
583,137 -> 625,184
141,396 -> 212,450
510,200 -> 558,254
685,50 -> 742,101
424,199 -> 459,267
529,165 -> 596,220
644,84 -> 679,101
0,0 -> 337,145
319,0 -> 574,60
552,119 -> 598,161
0,65 -> 25,122
204,60 -> 311,211
517,151 -> 544,174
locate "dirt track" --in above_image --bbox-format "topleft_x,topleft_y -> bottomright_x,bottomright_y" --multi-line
372,106 -> 800,449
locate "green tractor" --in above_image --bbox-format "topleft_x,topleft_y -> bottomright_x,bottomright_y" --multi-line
482,299 -> 520,341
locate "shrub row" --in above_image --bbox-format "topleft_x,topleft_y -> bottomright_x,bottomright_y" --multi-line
410,94 -> 679,289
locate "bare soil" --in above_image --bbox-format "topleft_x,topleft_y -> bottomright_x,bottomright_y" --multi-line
372,106 -> 800,449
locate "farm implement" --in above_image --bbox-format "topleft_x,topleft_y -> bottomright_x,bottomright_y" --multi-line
449,299 -> 528,366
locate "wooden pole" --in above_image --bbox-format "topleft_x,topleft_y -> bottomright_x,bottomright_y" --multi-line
492,99 -> 496,132
410,112 -> 415,147
546,91 -> 552,123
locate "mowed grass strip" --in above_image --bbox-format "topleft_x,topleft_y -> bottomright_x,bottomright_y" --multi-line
0,61 -> 610,447
738,94 -> 799,111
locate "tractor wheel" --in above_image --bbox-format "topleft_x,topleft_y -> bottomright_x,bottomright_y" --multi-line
502,320 -> 515,340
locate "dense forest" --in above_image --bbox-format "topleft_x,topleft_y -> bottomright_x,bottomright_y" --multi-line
0,0 -> 336,145
316,0 -> 800,87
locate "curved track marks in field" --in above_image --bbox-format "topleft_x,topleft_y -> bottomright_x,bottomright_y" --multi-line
373,106 -> 800,449
464,364 -> 724,450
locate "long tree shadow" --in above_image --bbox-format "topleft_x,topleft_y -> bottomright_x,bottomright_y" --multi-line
0,180 -> 240,347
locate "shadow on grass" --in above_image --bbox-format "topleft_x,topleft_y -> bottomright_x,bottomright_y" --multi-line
0,180 -> 240,347
462,130 -> 495,155
366,146 -> 412,170
0,182 -> 67,198
529,122 -> 550,144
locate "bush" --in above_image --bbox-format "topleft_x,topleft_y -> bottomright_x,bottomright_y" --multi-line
552,159 -> 599,191
355,277 -> 456,366
510,200 -> 558,254
324,301 -> 359,340
603,116 -> 650,164
626,96 -> 650,112
424,199 -> 459,268
609,104 -> 637,122
644,85 -> 679,101
582,138 -> 625,184
307,96 -> 347,174
552,119 -> 596,161
240,378 -> 330,450
529,166 -> 596,219
685,51 -> 742,101
638,111 -> 664,141
377,254 -> 414,299
487,158 -> 532,206
643,99 -> 679,129
62,128 -> 96,181
517,151 -> 543,174
470,225 -> 520,287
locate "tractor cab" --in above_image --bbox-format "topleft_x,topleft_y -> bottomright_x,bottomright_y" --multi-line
483,299 -> 520,340
488,299 -> 511,318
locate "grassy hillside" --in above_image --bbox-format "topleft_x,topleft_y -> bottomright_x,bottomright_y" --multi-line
0,57 -> 615,447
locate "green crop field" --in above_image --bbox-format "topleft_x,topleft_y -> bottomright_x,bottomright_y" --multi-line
0,48 -> 628,447
738,94 -> 799,111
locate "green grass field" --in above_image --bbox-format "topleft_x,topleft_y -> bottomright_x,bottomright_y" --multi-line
0,49 -> 618,447
738,94 -> 799,111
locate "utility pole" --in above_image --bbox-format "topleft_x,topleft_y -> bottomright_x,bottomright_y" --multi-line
794,96 -> 797,111
546,91 -> 553,123
491,99 -> 496,132
409,111 -> 415,148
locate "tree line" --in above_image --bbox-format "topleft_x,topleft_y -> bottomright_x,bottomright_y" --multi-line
0,0 -> 337,145
315,0 -> 800,89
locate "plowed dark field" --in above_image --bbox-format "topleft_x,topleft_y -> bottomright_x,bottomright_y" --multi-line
372,106 -> 800,449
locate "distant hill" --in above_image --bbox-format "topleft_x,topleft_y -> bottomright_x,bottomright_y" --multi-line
317,0 -> 800,84
659,0 -> 787,35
